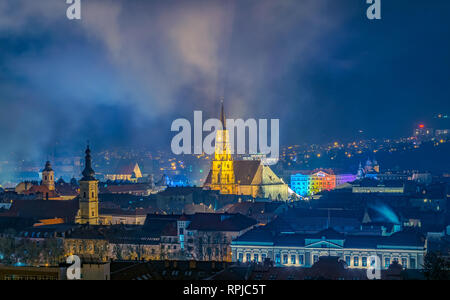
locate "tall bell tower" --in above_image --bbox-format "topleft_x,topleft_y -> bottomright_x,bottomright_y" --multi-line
76,144 -> 99,225
210,99 -> 236,194
41,161 -> 55,191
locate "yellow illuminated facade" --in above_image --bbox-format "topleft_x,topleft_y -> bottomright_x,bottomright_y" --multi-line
210,101 -> 237,194
41,161 -> 55,191
204,101 -> 289,200
76,145 -> 99,225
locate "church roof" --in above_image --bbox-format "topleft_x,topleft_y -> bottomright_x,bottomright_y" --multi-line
109,162 -> 140,175
42,161 -> 53,172
22,185 -> 59,198
204,160 -> 262,186
234,161 -> 261,184
81,145 -> 96,181
55,182 -> 79,196
105,183 -> 152,194
8,199 -> 79,222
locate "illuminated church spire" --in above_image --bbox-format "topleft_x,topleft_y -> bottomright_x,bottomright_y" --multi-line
210,98 -> 236,194
220,97 -> 226,129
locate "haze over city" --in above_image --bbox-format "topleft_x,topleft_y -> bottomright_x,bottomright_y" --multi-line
1,0 -> 449,164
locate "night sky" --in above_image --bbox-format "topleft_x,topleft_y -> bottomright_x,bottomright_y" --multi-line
0,0 -> 449,161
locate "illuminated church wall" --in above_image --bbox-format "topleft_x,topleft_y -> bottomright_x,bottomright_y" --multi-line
203,101 -> 289,201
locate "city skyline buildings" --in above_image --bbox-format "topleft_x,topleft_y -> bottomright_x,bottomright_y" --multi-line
1,0 -> 450,283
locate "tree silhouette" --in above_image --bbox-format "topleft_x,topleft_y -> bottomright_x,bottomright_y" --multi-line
423,252 -> 450,280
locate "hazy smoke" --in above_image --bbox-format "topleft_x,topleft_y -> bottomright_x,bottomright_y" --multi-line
0,0 -> 346,163
368,203 -> 400,225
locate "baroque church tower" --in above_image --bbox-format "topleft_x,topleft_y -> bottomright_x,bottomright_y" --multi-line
76,145 -> 99,225
41,161 -> 55,191
210,100 -> 236,194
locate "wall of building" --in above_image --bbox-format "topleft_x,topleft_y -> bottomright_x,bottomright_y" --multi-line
291,171 -> 355,197
231,245 -> 425,270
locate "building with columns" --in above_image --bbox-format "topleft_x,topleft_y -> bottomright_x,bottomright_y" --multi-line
231,227 -> 426,270
76,145 -> 99,225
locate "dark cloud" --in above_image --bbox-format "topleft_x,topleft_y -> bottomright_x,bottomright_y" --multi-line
0,0 -> 449,162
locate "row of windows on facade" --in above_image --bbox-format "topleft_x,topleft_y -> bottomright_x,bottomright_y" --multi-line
197,237 -> 229,244
292,183 -> 334,186
70,244 -> 163,256
237,253 -> 416,269
203,247 -> 226,257
23,231 -> 56,238
292,179 -> 333,183
4,275 -> 57,280
161,237 -> 178,243
69,244 -> 107,252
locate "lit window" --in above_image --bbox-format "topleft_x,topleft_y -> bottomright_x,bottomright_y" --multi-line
275,254 -> 281,264
238,253 -> 243,262
313,255 -> 319,264
401,258 -> 407,268
354,256 -> 359,267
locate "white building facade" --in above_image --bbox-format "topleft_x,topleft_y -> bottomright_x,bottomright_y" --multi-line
231,229 -> 426,270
